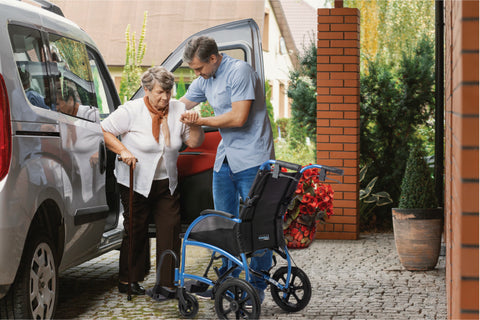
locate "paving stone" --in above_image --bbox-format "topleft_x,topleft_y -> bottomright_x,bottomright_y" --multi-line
54,233 -> 446,319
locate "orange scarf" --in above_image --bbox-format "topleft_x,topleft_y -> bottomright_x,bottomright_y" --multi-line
144,96 -> 170,147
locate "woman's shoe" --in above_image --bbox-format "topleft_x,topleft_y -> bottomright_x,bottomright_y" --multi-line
118,282 -> 146,295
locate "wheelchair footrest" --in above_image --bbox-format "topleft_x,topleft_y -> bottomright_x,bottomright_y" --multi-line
184,280 -> 209,293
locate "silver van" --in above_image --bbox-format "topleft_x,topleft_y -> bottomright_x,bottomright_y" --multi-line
0,1 -> 124,318
0,0 -> 263,318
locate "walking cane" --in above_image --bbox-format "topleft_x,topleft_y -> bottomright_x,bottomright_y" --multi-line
119,157 -> 136,301
127,162 -> 134,301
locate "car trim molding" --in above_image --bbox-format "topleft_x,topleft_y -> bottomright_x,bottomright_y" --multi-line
15,130 -> 60,137
74,205 -> 110,226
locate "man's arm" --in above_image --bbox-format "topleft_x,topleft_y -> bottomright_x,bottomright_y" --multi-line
181,100 -> 251,129
179,96 -> 200,110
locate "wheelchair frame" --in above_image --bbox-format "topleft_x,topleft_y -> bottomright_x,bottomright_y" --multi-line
152,160 -> 343,319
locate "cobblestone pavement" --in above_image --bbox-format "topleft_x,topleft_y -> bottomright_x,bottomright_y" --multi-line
55,233 -> 446,319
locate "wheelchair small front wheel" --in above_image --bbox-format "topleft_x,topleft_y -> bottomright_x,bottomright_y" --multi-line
214,278 -> 260,319
270,266 -> 311,312
178,292 -> 199,318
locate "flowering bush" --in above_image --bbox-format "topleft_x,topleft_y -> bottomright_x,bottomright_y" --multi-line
283,166 -> 334,248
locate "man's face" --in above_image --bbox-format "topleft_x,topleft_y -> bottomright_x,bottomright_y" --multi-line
188,55 -> 217,79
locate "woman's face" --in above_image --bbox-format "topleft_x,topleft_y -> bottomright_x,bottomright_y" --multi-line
145,82 -> 171,110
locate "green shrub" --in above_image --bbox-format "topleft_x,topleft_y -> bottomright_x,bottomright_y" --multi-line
275,118 -> 289,140
398,144 -> 437,208
287,40 -> 317,146
265,81 -> 278,139
360,34 -> 435,227
199,101 -> 214,118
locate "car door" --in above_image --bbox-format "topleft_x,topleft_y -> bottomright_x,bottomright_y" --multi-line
46,32 -> 116,266
133,19 -> 264,225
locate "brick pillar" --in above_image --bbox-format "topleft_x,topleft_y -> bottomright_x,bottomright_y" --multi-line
316,8 -> 360,240
444,0 -> 479,318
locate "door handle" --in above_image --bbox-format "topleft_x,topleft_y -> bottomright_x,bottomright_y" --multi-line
98,140 -> 107,174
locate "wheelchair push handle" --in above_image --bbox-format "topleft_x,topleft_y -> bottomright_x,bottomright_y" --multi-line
275,160 -> 303,171
301,164 -> 344,176
259,159 -> 302,171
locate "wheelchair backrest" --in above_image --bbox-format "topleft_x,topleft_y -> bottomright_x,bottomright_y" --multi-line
237,167 -> 301,253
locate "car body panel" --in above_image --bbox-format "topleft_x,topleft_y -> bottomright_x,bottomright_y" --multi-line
0,0 -> 123,293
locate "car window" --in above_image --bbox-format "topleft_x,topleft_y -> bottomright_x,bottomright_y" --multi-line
87,49 -> 114,120
8,24 -> 54,110
48,34 -> 98,122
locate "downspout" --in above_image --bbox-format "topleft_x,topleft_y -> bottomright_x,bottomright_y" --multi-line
435,0 -> 444,209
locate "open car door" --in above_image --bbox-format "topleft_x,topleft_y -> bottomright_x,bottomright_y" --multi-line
132,19 -> 264,226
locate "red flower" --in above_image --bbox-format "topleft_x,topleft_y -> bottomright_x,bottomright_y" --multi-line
284,165 -> 336,248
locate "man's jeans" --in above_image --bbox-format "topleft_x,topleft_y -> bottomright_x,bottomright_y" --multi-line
213,162 -> 272,291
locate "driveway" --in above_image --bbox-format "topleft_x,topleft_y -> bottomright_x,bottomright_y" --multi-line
55,232 -> 446,319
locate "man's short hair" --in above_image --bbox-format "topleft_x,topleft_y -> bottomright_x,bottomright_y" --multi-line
183,36 -> 219,64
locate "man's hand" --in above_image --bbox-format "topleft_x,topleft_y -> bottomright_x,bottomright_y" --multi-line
180,110 -> 202,126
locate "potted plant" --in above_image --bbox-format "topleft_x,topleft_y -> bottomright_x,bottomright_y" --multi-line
392,144 -> 443,271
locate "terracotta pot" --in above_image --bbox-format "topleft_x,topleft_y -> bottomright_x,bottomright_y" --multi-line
392,208 -> 444,271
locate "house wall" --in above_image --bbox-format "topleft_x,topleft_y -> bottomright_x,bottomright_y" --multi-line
444,0 -> 479,318
315,8 -> 360,240
263,1 -> 293,120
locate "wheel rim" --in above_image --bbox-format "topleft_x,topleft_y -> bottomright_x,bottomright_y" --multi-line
271,267 -> 311,312
215,279 -> 260,319
29,242 -> 56,320
179,293 -> 198,318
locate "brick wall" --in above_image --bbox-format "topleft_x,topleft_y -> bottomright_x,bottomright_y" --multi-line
316,8 -> 360,240
444,0 -> 479,318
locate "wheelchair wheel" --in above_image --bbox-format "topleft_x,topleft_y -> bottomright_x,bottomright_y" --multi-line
270,266 -> 311,312
214,278 -> 260,319
178,291 -> 199,318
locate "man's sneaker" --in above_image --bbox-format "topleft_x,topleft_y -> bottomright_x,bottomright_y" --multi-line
195,288 -> 214,300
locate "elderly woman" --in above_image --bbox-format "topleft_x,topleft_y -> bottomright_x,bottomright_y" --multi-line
101,66 -> 204,296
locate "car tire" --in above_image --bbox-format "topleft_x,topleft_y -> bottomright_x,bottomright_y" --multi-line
0,231 -> 58,319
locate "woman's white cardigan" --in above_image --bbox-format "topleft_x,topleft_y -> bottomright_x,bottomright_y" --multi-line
101,98 -> 189,197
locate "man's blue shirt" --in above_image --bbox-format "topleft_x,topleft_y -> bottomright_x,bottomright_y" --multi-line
185,54 -> 274,173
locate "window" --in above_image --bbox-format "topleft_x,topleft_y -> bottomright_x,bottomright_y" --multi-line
88,50 -> 114,119
48,34 -> 98,121
8,25 -> 53,110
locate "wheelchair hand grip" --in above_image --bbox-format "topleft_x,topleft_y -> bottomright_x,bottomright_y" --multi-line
275,160 -> 302,172
322,165 -> 344,176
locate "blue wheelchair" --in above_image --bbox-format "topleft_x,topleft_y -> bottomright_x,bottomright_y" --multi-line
149,160 -> 343,319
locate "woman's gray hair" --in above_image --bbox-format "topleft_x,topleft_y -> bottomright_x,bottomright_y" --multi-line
141,66 -> 175,91
183,36 -> 219,64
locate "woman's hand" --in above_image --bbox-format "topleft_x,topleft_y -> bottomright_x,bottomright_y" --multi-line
180,110 -> 202,126
119,149 -> 137,169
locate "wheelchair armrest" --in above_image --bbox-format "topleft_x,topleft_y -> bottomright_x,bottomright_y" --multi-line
200,209 -> 235,219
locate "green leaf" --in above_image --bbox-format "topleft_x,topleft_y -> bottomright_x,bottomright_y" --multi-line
359,165 -> 368,183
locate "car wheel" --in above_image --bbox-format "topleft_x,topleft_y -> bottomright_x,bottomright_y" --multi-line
0,231 -> 58,319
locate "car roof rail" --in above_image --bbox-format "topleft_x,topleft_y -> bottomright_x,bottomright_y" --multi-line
19,0 -> 64,17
